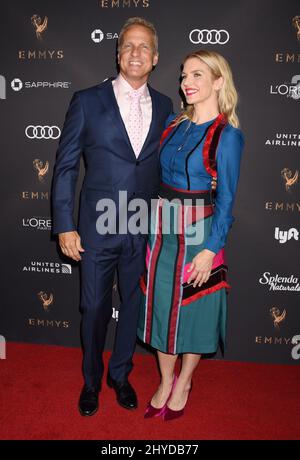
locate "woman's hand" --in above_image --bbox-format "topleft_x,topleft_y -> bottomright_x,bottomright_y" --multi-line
187,249 -> 216,288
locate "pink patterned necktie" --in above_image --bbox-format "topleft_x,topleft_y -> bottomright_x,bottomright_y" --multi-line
127,88 -> 143,157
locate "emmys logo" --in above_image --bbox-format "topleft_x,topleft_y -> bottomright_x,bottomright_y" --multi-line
0,335 -> 6,359
18,15 -> 63,60
33,159 -> 49,182
265,202 -> 300,212
274,227 -> 299,243
37,291 -> 54,312
292,16 -> 300,42
99,0 -> 150,7
291,335 -> 300,360
274,17 -> 300,64
270,307 -> 286,329
281,168 -> 298,192
31,14 -> 48,40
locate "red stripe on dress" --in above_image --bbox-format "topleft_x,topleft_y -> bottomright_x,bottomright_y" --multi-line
159,116 -> 181,146
203,113 -> 227,178
145,203 -> 163,344
181,281 -> 231,306
167,205 -> 186,354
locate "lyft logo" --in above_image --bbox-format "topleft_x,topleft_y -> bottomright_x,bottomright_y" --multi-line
275,227 -> 299,243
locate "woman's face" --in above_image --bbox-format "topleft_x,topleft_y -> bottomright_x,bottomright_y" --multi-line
181,57 -> 222,106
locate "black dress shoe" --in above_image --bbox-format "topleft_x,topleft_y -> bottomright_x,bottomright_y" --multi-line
78,386 -> 99,417
107,373 -> 138,410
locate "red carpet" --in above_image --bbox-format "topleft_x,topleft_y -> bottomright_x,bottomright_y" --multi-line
0,342 -> 299,440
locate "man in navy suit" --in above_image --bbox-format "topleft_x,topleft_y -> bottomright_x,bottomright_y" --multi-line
51,17 -> 173,416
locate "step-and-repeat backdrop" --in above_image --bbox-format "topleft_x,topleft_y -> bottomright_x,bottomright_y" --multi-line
0,0 -> 299,364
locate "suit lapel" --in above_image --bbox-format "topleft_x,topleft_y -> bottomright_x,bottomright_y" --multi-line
97,78 -> 136,160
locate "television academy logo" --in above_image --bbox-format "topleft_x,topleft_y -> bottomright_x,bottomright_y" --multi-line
18,15 -> 63,60
259,272 -> 300,292
264,168 -> 299,213
274,227 -> 299,243
281,168 -> 298,192
22,217 -> 51,230
91,29 -> 118,43
270,75 -> 300,99
23,261 -> 72,275
274,16 -> 300,64
189,29 -> 229,45
292,15 -> 300,41
31,14 -> 48,40
265,132 -> 300,147
25,125 -> 61,140
255,309 -> 292,348
37,291 -> 53,312
28,291 -> 70,328
33,159 -> 49,182
270,307 -> 286,329
11,78 -> 71,91
99,0 -> 150,7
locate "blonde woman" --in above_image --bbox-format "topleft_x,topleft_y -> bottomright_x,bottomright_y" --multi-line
137,50 -> 244,421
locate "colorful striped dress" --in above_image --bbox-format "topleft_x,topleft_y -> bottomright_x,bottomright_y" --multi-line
137,114 -> 244,355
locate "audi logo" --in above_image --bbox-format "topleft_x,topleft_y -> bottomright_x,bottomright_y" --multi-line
25,125 -> 61,139
189,29 -> 230,45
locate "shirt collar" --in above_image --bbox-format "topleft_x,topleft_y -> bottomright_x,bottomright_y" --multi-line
114,73 -> 149,98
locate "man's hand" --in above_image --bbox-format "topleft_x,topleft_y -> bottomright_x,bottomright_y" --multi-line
58,231 -> 85,261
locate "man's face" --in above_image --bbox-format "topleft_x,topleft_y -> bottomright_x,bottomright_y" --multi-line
118,25 -> 158,85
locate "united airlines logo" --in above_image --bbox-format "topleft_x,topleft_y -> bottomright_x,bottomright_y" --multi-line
189,29 -> 230,45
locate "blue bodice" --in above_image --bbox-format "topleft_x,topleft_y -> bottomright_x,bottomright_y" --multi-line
159,115 -> 244,254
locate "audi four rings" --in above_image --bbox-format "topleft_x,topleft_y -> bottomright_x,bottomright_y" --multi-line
25,125 -> 61,139
189,29 -> 230,45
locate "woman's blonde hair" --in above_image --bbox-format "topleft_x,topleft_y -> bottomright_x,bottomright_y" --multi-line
176,50 -> 240,128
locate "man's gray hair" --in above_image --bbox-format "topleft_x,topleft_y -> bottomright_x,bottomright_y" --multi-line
118,17 -> 158,53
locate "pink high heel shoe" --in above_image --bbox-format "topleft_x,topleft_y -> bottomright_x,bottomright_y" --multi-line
163,381 -> 193,421
144,375 -> 178,419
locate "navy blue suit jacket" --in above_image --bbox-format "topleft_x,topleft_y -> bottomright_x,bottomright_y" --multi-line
51,77 -> 173,246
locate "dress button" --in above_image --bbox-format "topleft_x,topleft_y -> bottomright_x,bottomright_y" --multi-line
136,160 -> 140,166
